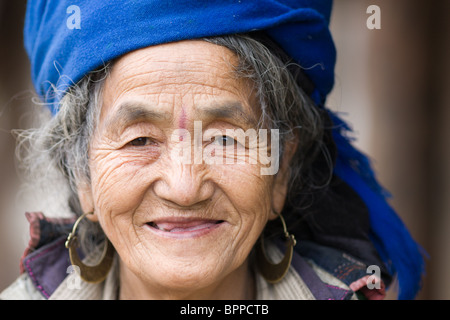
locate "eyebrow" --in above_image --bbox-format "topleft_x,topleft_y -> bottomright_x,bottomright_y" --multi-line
104,100 -> 258,135
105,101 -> 171,134
198,102 -> 258,128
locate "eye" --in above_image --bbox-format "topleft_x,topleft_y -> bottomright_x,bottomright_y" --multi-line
212,135 -> 237,147
128,137 -> 153,147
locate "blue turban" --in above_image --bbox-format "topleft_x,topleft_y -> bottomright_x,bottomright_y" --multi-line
24,0 -> 425,299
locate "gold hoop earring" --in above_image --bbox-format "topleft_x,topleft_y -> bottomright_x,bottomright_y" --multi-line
256,213 -> 296,284
65,212 -> 114,284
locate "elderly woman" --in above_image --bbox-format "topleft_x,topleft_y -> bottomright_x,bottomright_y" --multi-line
1,0 -> 424,300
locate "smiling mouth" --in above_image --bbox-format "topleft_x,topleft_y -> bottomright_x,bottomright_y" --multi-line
146,219 -> 225,235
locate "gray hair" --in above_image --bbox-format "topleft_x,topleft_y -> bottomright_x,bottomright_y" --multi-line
16,33 -> 332,254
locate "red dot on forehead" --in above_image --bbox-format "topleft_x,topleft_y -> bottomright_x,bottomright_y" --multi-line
178,105 -> 187,130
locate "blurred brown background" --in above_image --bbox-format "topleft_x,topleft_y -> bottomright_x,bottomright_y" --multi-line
0,1 -> 449,299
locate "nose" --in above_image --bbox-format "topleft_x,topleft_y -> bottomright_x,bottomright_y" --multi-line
153,162 -> 214,208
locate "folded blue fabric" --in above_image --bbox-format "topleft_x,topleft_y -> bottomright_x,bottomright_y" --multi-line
24,0 -> 425,299
24,0 -> 335,111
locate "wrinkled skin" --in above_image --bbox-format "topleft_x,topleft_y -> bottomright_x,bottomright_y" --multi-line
78,40 -> 294,299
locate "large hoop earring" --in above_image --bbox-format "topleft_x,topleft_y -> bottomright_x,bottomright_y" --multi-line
255,213 -> 296,284
65,212 -> 114,284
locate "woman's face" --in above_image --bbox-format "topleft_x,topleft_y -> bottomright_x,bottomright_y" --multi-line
79,40 -> 291,298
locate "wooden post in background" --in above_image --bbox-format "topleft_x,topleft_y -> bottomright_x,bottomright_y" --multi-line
0,0 -> 30,291
330,0 -> 450,299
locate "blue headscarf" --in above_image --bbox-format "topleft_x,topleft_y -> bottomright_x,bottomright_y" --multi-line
24,0 -> 425,299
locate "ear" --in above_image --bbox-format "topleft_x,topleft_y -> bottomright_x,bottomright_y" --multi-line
77,181 -> 98,222
269,138 -> 298,221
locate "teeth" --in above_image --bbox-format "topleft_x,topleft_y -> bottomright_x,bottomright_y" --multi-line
149,222 -> 170,231
148,220 -> 224,232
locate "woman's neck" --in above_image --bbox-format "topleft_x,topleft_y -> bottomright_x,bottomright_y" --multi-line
118,259 -> 255,300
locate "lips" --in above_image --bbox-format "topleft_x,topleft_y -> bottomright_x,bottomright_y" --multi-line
146,218 -> 225,236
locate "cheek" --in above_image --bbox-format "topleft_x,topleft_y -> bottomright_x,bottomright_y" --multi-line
89,149 -> 156,218
217,164 -> 274,232
89,149 -> 160,256
223,165 -> 275,266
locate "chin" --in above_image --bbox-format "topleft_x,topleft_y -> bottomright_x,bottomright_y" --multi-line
150,260 -> 227,292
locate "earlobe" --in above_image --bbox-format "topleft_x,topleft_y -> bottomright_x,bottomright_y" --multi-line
270,138 -> 298,220
85,211 -> 99,222
77,182 -> 98,222
270,181 -> 288,220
